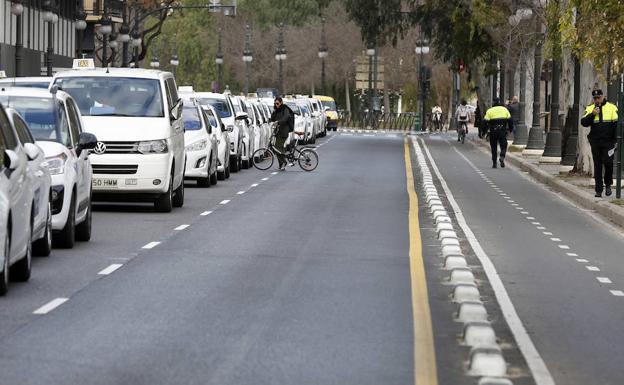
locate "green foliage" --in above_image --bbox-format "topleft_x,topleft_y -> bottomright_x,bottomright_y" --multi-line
238,0 -> 330,29
343,0 -> 418,46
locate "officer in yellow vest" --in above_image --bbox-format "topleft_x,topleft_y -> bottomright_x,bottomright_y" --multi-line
484,98 -> 513,168
581,89 -> 618,197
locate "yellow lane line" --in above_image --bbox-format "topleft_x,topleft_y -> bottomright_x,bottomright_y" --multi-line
404,139 -> 438,385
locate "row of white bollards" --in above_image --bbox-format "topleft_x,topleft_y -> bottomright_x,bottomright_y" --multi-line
412,139 -> 511,383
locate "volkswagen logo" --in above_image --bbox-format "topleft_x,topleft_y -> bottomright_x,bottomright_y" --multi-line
93,142 -> 107,155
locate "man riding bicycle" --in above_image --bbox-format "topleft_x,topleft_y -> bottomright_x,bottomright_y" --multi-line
431,105 -> 443,131
456,99 -> 471,142
270,96 -> 294,171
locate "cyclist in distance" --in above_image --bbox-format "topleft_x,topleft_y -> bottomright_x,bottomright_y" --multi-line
270,96 -> 294,171
456,99 -> 471,142
431,104 -> 443,132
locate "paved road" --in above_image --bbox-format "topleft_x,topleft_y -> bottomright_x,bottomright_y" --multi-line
422,132 -> 624,385
0,132 -> 427,385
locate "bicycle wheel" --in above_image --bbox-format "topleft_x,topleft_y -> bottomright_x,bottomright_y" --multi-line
252,148 -> 275,171
298,148 -> 319,172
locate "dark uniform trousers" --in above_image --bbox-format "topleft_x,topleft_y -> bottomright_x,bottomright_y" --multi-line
590,141 -> 614,192
489,129 -> 508,162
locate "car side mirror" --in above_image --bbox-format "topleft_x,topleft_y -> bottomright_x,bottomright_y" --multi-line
3,149 -> 19,170
207,125 -> 213,135
23,143 -> 42,161
235,112 -> 248,121
76,132 -> 98,156
170,99 -> 183,121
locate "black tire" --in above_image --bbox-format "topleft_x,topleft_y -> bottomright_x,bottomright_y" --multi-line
12,222 -> 31,282
225,162 -> 231,179
309,135 -> 316,144
252,148 -> 275,170
173,175 -> 185,208
75,199 -> 92,242
53,194 -> 75,249
155,173 -> 174,213
0,229 -> 10,296
33,203 -> 52,256
230,155 -> 239,172
298,148 -> 319,172
210,166 -> 218,185
217,169 -> 225,181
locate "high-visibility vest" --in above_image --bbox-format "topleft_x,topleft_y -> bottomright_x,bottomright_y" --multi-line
583,101 -> 618,123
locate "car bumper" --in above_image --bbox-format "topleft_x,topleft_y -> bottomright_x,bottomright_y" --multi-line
327,120 -> 338,129
90,153 -> 173,194
50,174 -> 71,231
184,150 -> 209,178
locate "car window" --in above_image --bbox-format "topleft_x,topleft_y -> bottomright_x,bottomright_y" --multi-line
54,77 -> 165,118
182,105 -> 202,131
0,107 -> 19,150
58,101 -> 72,148
65,98 -> 82,145
12,113 -> 35,144
165,78 -> 179,106
204,109 -> 218,128
321,100 -> 337,111
198,98 -> 232,118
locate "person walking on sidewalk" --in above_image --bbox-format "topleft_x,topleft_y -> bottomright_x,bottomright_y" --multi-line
475,98 -> 485,139
507,95 -> 520,136
484,98 -> 513,168
581,89 -> 618,197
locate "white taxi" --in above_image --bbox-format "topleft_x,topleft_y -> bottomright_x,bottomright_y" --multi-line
182,101 -> 218,187
53,60 -> 185,213
201,105 -> 231,180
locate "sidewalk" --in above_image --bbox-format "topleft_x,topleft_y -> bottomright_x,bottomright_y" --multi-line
468,135 -> 624,229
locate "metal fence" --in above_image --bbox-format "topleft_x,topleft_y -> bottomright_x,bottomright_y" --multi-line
339,112 -> 421,131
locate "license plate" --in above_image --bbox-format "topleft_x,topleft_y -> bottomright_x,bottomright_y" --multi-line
92,178 -> 118,188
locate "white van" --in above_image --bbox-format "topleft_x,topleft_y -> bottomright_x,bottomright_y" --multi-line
53,62 -> 185,212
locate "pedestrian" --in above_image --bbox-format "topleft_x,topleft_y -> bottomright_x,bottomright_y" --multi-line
507,95 -> 520,135
580,89 -> 618,197
484,98 -> 513,168
474,98 -> 485,138
270,96 -> 294,171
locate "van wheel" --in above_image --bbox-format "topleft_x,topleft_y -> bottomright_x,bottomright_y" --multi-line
173,176 -> 184,208
53,194 -> 75,249
12,222 -> 31,282
33,203 -> 52,256
0,229 -> 10,296
155,173 -> 174,213
75,199 -> 92,242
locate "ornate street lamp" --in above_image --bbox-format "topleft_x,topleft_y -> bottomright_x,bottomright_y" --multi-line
275,23 -> 287,94
75,6 -> 87,59
242,24 -> 253,95
150,45 -> 160,69
415,39 -> 429,131
11,1 -> 24,77
43,0 -> 58,76
510,7 -> 534,148
215,28 -> 224,92
170,33 -> 179,77
318,17 -> 328,95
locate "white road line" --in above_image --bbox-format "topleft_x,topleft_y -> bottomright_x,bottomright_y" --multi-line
550,238 -> 561,242
271,172 -> 278,175
420,139 -> 556,385
610,290 -> 624,296
200,211 -> 213,216
261,177 -> 269,181
521,211 -> 529,214
537,226 -> 546,230
576,258 -> 589,263
33,298 -> 69,315
174,224 -> 190,231
142,241 -> 160,249
237,191 -> 246,195
586,266 -> 600,271
98,264 -> 123,275
220,200 -> 230,205
251,183 -> 259,187
532,222 -> 541,225
512,203 -> 519,206
567,252 -> 578,257
597,277 -> 612,284
543,232 -> 553,235
527,216 -> 536,220
558,245 -> 570,249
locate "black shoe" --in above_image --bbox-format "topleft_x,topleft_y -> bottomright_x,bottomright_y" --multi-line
500,158 -> 505,168
595,192 -> 602,198
606,186 -> 612,196
492,162 -> 497,169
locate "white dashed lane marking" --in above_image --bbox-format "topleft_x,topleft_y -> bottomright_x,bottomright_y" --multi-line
586,266 -> 601,272
567,253 -> 578,257
550,238 -> 561,242
597,277 -> 613,284
237,191 -> 245,195
174,224 -> 190,231
33,298 -> 69,315
261,177 -> 269,181
200,211 -> 213,216
558,245 -> 570,249
576,258 -> 589,263
220,200 -> 230,205
610,290 -> 624,297
142,241 -> 160,249
98,264 -> 123,275
251,183 -> 259,187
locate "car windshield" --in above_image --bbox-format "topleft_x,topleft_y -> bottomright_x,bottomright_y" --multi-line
322,101 -> 337,111
54,77 -> 164,117
198,98 -> 232,118
0,80 -> 50,89
182,106 -> 202,131
285,102 -> 300,115
0,95 -> 70,146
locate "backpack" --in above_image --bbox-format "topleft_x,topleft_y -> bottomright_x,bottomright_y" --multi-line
286,106 -> 295,132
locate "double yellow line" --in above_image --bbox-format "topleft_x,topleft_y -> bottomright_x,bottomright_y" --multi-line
404,139 -> 439,385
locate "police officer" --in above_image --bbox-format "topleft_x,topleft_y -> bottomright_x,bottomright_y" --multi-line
580,89 -> 618,197
484,98 -> 513,168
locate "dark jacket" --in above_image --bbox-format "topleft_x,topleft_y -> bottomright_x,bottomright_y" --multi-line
271,104 -> 294,138
507,102 -> 520,123
580,100 -> 618,145
474,103 -> 483,129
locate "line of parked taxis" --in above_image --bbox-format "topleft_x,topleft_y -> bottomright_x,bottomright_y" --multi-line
0,58 -> 336,295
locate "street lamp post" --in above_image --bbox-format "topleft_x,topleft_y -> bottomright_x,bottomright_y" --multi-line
43,0 -> 58,77
75,6 -> 87,59
242,24 -> 253,95
366,46 -> 375,122
275,23 -> 287,94
100,6 -> 113,68
541,0 -> 562,163
150,44 -> 160,69
119,2 -> 131,67
318,17 -> 328,95
415,40 -> 429,131
562,8 -> 581,169
11,1 -> 24,77
509,7 -> 533,147
525,15 -> 545,155
215,29 -> 223,92
170,33 -> 179,78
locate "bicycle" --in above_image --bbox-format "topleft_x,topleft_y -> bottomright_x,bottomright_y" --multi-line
458,120 -> 468,144
252,130 -> 319,172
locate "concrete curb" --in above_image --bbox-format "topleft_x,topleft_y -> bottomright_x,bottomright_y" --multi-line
470,138 -> 624,229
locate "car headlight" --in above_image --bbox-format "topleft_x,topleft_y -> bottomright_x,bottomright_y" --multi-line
138,140 -> 168,154
226,125 -> 234,132
44,153 -> 67,175
185,139 -> 207,152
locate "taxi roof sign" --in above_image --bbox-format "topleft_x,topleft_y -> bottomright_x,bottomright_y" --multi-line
72,58 -> 95,70
0,70 -> 6,79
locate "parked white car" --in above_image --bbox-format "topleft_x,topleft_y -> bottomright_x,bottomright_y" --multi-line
193,92 -> 243,173
182,101 -> 218,187
295,99 -> 315,144
283,99 -> 305,145
231,96 -> 254,169
6,108 -> 52,256
0,103 -> 35,294
201,105 -> 230,180
0,87 -> 97,248
310,98 -> 327,137
0,76 -> 52,89
53,63 -> 185,213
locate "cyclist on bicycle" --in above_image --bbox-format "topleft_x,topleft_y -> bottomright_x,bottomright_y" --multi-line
431,105 -> 443,132
456,99 -> 471,142
270,96 -> 294,170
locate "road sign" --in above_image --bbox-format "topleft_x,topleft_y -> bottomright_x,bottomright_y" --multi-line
355,55 -> 385,91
